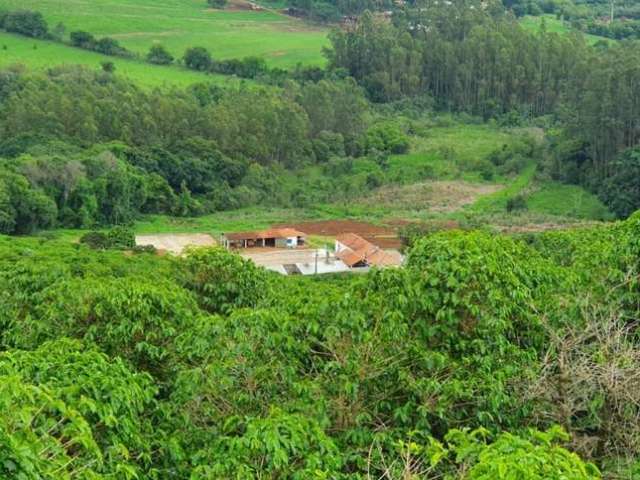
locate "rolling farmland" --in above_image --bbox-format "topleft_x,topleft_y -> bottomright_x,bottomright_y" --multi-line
1,0 -> 329,68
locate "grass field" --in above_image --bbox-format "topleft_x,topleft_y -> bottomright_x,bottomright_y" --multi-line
389,123 -> 515,182
527,183 -> 613,220
1,0 -> 329,68
0,32 -> 243,87
519,15 -> 610,45
468,163 -> 612,221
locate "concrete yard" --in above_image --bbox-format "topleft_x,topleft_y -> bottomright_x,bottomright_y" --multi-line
241,248 -> 350,275
135,233 -> 216,255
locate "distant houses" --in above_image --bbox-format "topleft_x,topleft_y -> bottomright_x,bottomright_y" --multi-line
221,228 -> 307,249
221,227 -> 402,274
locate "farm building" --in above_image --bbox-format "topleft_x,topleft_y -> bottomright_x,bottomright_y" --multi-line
221,228 -> 307,249
335,233 -> 403,268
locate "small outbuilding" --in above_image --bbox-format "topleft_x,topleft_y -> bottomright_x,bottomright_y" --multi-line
221,228 -> 307,249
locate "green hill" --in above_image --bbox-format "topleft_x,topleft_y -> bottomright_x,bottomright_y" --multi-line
0,31 -> 242,87
1,0 -> 329,68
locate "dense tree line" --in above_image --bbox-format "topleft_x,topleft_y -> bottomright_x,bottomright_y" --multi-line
3,211 -> 640,477
584,18 -> 640,39
69,30 -> 133,58
504,0 -> 640,21
327,3 -> 587,112
0,66 -> 389,233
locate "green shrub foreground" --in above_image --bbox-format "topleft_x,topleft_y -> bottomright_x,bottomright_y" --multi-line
3,214 -> 640,478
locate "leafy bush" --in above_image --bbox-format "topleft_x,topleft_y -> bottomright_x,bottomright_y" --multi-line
407,230 -> 555,351
506,194 -> 528,212
3,10 -> 48,38
100,60 -> 115,73
70,30 -> 95,48
0,170 -> 57,234
26,278 -> 207,379
80,226 -> 135,250
0,339 -> 156,478
212,56 -> 268,78
191,408 -> 343,478
597,147 -> 640,218
132,244 -> 157,254
94,36 -> 128,56
181,247 -> 271,314
477,160 -> 495,180
183,47 -> 212,71
366,121 -> 410,154
444,427 -> 600,479
68,31 -> 131,57
147,44 -> 174,65
106,225 -> 135,249
79,230 -> 110,249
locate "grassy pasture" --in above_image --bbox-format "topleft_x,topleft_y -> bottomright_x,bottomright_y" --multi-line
0,32 -> 243,87
519,14 -> 610,45
388,123 -> 514,183
1,0 -> 329,68
527,183 -> 613,220
468,163 -> 612,221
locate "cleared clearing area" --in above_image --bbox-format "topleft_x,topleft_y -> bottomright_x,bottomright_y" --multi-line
359,181 -> 503,214
135,233 -> 216,254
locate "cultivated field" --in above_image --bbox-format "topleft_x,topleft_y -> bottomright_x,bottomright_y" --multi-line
3,0 -> 329,68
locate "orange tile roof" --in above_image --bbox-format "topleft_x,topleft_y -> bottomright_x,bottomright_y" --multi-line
336,233 -> 371,251
336,233 -> 402,267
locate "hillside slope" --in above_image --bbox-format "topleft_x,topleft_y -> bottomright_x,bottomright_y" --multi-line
1,0 -> 329,67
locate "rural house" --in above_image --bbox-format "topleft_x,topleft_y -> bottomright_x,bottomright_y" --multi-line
335,233 -> 402,268
221,228 -> 307,249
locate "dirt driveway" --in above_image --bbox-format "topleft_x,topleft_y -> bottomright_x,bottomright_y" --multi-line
135,233 -> 216,255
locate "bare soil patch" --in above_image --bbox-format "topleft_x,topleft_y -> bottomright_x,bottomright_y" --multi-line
358,181 -> 503,214
278,220 -> 401,248
135,233 -> 216,255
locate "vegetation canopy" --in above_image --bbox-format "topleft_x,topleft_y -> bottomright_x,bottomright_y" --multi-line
2,0 -> 640,478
